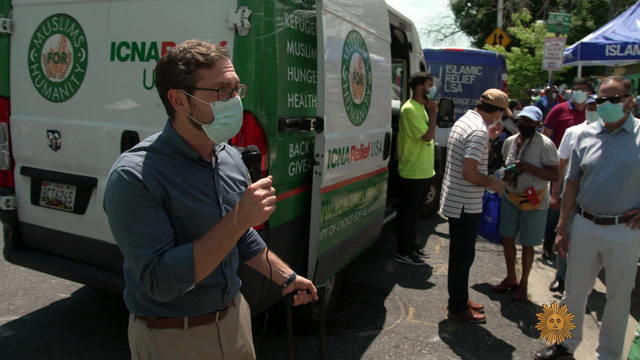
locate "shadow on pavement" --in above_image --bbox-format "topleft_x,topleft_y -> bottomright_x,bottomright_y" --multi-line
254,217 -> 440,360
473,282 -> 543,339
330,233 -> 435,335
537,253 -> 640,324
419,215 -> 449,241
583,264 -> 640,323
438,319 -> 516,360
632,264 -> 640,321
0,286 -> 129,360
587,288 -> 607,322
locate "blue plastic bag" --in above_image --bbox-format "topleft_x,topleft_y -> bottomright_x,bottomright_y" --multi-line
478,191 -> 502,244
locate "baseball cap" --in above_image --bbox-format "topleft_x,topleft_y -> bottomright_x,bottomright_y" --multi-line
517,105 -> 543,122
480,89 -> 512,116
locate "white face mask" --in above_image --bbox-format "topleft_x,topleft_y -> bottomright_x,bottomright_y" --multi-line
572,90 -> 588,104
488,112 -> 503,129
585,110 -> 599,123
183,91 -> 244,144
425,86 -> 437,99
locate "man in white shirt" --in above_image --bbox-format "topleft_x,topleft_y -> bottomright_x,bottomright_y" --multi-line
547,95 -> 598,294
439,89 -> 505,324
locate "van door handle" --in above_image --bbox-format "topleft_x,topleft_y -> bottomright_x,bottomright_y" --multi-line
121,130 -> 140,153
278,117 -> 324,133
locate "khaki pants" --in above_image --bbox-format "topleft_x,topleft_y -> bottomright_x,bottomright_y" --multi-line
128,295 -> 255,360
561,215 -> 640,360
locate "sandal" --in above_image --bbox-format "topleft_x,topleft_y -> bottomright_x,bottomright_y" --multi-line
491,279 -> 519,293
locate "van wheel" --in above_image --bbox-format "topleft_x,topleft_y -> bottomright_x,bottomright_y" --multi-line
420,174 -> 442,218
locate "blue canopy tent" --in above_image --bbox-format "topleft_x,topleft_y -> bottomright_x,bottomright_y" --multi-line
563,1 -> 640,77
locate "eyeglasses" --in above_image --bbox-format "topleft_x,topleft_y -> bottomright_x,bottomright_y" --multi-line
191,84 -> 247,101
595,94 -> 629,105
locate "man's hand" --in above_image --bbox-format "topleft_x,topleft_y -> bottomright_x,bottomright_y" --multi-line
237,176 -> 276,228
283,275 -> 318,306
555,227 -> 570,257
488,121 -> 503,140
516,160 -> 536,174
624,209 -> 640,230
549,194 -> 561,211
487,177 -> 504,193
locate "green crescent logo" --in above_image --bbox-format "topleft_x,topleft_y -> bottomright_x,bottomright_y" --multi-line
28,14 -> 88,103
341,30 -> 372,127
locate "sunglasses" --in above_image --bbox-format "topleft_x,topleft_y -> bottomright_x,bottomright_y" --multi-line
595,94 -> 630,105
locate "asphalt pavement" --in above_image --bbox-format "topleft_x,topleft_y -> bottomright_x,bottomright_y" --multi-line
1,216 -> 638,359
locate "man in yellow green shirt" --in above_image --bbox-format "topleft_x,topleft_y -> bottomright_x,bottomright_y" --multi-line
395,72 -> 437,266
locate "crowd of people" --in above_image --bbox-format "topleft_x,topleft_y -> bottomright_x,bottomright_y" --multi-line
101,38 -> 639,359
395,72 -> 640,360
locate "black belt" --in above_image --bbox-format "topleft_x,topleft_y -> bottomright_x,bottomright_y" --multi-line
577,207 -> 633,226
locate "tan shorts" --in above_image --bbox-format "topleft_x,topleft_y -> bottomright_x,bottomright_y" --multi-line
128,295 -> 255,360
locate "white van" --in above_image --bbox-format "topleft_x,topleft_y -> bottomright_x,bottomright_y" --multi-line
1,0 -> 425,312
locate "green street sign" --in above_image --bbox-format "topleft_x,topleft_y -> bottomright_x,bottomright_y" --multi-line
547,12 -> 572,34
547,23 -> 570,34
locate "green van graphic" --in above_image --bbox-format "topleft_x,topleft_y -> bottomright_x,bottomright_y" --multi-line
341,30 -> 372,126
28,14 -> 88,102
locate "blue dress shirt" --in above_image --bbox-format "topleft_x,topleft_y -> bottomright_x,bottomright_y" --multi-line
104,121 -> 266,317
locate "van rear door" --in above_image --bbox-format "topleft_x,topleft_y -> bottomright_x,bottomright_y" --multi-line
9,0 -> 236,275
308,0 -> 391,284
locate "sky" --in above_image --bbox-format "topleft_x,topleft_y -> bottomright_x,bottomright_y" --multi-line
386,0 -> 473,49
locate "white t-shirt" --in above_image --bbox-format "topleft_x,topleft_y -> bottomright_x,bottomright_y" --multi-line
439,110 -> 489,218
557,122 -> 588,160
501,132 -> 559,209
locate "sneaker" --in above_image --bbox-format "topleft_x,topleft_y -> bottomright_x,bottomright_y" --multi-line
413,248 -> 429,259
394,252 -> 426,266
548,278 -> 565,293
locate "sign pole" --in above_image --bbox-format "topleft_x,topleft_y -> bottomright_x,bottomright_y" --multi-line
497,0 -> 504,29
578,63 -> 582,78
548,70 -> 553,87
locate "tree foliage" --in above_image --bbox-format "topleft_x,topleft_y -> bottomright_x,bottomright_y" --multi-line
450,0 -> 636,49
485,10 -> 567,99
451,0 -> 638,98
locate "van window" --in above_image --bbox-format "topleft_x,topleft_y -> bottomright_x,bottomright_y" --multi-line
392,60 -> 407,102
390,24 -> 411,103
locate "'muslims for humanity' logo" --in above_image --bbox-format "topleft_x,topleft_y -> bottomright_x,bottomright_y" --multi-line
29,14 -> 88,103
341,30 -> 372,127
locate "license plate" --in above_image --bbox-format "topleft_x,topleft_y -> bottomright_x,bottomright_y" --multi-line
39,180 -> 76,212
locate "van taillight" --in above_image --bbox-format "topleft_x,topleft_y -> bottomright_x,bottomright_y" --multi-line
0,97 -> 14,188
230,111 -> 269,178
229,111 -> 269,231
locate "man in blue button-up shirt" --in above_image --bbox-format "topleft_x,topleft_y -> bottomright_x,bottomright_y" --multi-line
535,76 -> 640,360
104,40 -> 317,360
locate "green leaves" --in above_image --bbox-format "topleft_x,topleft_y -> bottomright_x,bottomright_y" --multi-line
484,10 -> 566,99
449,0 -> 637,93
